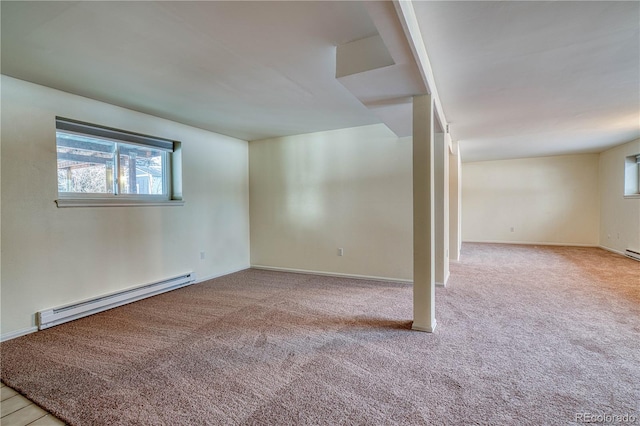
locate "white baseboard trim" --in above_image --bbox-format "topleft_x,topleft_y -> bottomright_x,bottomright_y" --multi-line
1,326 -> 38,342
251,265 -> 412,284
598,246 -> 626,256
412,320 -> 437,333
194,265 -> 250,284
462,240 -> 598,248
436,271 -> 450,288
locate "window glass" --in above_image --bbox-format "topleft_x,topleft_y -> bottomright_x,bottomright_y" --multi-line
624,153 -> 640,197
57,133 -> 116,194
119,144 -> 165,195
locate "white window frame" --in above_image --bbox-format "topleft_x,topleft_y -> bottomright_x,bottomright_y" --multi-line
55,117 -> 184,207
623,153 -> 640,199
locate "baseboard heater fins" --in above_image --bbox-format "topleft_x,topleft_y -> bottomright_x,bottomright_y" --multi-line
625,249 -> 640,262
37,272 -> 195,330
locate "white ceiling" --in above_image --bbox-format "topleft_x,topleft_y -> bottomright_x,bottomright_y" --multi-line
414,1 -> 640,162
1,1 -> 381,141
2,1 -> 639,162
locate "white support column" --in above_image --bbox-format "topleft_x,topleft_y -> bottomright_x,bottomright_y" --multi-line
434,132 -> 450,287
449,139 -> 462,261
412,94 -> 436,333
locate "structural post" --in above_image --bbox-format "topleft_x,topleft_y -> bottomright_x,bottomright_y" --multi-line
412,94 -> 436,332
449,139 -> 462,261
434,132 -> 450,286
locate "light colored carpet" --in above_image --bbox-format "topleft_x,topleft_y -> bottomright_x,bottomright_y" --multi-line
1,244 -> 639,425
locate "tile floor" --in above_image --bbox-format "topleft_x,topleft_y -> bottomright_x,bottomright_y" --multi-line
1,382 -> 65,426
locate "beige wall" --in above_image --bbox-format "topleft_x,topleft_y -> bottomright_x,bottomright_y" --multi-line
599,138 -> 640,253
462,154 -> 600,246
1,76 -> 250,337
249,124 -> 413,281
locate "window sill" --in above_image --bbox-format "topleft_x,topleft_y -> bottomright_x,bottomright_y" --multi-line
55,198 -> 185,208
623,194 -> 640,199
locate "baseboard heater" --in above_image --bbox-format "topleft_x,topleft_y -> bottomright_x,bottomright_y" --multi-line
625,249 -> 640,262
37,272 -> 195,330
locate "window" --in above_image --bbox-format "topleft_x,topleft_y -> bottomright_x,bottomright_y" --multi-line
624,153 -> 640,198
55,117 -> 183,207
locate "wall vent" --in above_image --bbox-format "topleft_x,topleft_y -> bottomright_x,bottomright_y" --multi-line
625,249 -> 640,262
37,272 -> 195,330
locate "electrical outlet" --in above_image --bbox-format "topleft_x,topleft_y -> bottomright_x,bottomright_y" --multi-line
200,251 -> 205,260
338,248 -> 344,257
